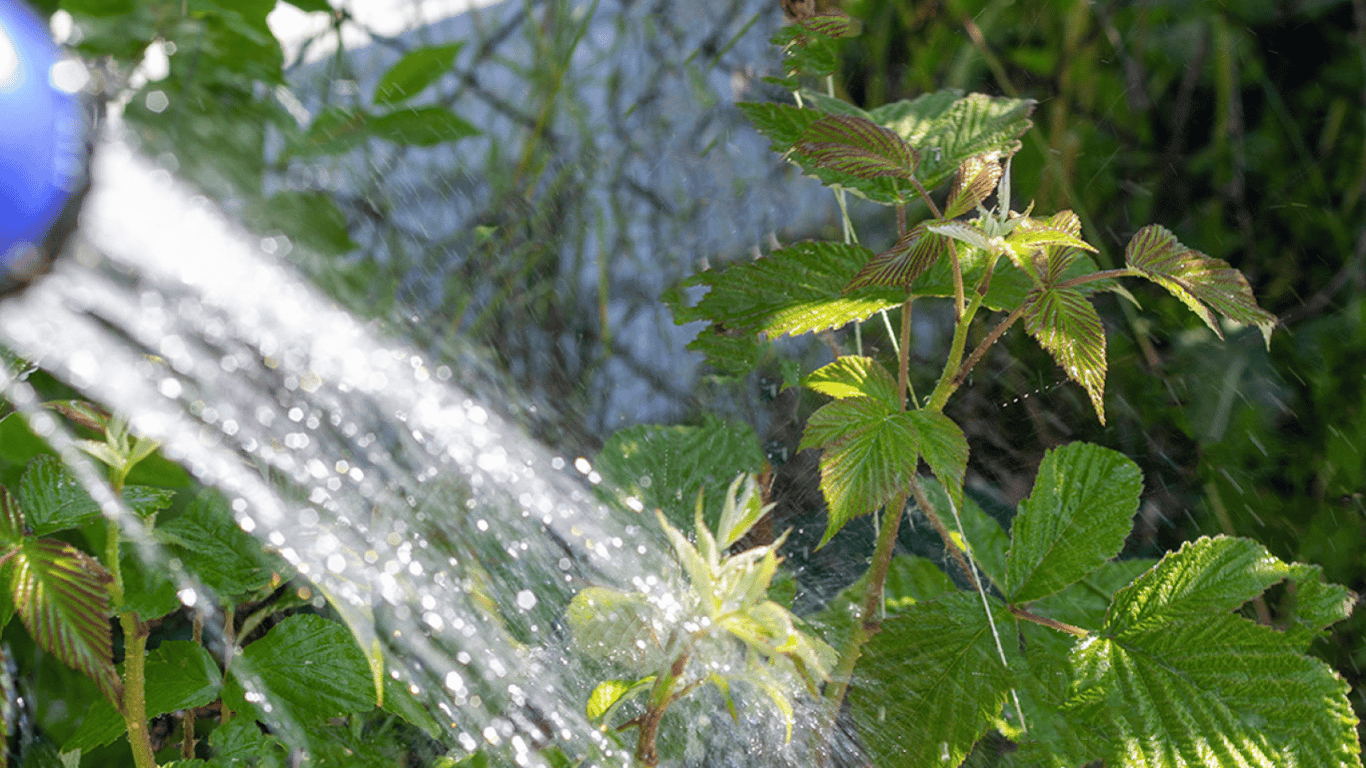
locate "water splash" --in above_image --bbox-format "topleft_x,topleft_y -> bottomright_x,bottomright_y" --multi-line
0,134 -> 680,764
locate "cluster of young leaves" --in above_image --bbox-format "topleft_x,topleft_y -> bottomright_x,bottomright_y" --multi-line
566,474 -> 834,765
0,401 -> 441,766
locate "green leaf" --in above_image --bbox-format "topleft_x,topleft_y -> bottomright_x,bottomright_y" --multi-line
1022,286 -> 1107,424
800,398 -> 919,547
373,43 -> 463,105
293,107 -> 370,157
868,90 -> 1036,190
737,101 -> 823,154
907,410 -> 969,515
565,586 -> 666,675
802,356 -> 900,409
207,716 -> 290,765
1281,563 -> 1358,651
382,674 -> 445,739
586,678 -> 652,722
283,0 -> 332,10
594,414 -> 763,531
156,493 -> 283,598
1066,537 -> 1362,767
676,241 -> 902,339
42,400 -> 112,432
370,106 -> 480,147
791,114 -> 919,181
10,538 -> 120,706
63,641 -> 222,752
1124,224 -> 1277,348
118,549 -> 181,618
226,614 -> 376,731
845,224 -> 949,291
853,592 -> 1018,768
0,413 -> 55,466
943,153 -> 1005,219
1004,443 -> 1143,604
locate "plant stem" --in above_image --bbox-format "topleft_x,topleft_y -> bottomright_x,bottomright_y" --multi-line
1008,605 -> 1089,638
926,291 -> 987,412
636,647 -> 690,766
120,613 -> 157,768
820,491 -> 908,749
898,298 -> 914,408
906,477 -> 978,591
950,303 -> 1028,390
1053,267 -> 1132,291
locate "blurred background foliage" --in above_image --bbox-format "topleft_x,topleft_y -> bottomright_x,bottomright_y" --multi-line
17,0 -> 1366,754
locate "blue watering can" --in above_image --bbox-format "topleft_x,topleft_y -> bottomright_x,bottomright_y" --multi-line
0,0 -> 91,296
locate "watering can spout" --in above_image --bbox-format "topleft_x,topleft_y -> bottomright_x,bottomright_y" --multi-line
0,0 -> 93,297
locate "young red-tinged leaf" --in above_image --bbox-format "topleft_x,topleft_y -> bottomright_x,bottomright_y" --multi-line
853,593 -> 1019,768
42,400 -> 111,432
1004,443 -> 1143,604
927,220 -> 1006,256
1124,225 -> 1277,348
943,153 -> 1004,219
1069,537 -> 1362,768
791,114 -> 919,182
0,487 -> 23,544
799,398 -> 919,547
844,224 -> 949,291
906,410 -> 968,515
802,356 -> 900,410
869,90 -> 1035,190
1023,287 -> 1108,424
676,241 -> 902,338
10,538 -> 120,706
1006,216 -> 1098,286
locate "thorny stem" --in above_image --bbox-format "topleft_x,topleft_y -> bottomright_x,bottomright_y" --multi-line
635,646 -> 691,766
926,291 -> 987,412
906,477 -> 978,591
120,614 -> 156,768
949,242 -> 966,323
910,177 -> 942,219
898,299 -> 915,408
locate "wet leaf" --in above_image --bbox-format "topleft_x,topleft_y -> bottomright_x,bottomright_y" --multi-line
586,678 -> 652,722
370,106 -> 480,147
156,493 -> 283,598
907,410 -> 968,515
566,586 -> 666,674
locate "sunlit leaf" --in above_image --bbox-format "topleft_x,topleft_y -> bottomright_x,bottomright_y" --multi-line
791,114 -> 919,181
42,400 -> 111,432
1006,214 -> 1098,286
10,538 -> 120,706
1022,287 -> 1107,423
1068,537 -> 1361,768
802,356 -> 900,409
943,153 -> 1004,219
1124,225 -> 1277,348
1004,443 -> 1142,604
586,678 -> 653,722
373,42 -> 464,105
854,592 -> 1018,768
845,224 -> 948,291
799,398 -> 919,547
869,90 -> 1035,190
19,456 -> 175,536
716,474 -> 773,550
156,493 -> 284,598
224,614 -> 375,743
927,220 -> 1005,255
676,241 -> 903,338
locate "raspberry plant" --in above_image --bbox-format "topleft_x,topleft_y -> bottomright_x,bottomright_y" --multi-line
581,11 -> 1362,767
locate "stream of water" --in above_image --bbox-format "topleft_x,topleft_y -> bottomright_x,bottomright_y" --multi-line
0,134 -> 816,766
